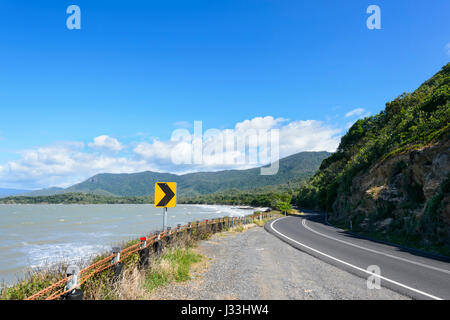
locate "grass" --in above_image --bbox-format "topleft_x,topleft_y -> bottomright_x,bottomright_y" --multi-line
1,265 -> 67,300
143,247 -> 203,292
254,211 -> 284,227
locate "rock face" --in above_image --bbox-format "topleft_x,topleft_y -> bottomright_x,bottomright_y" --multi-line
336,137 -> 450,247
296,64 -> 449,253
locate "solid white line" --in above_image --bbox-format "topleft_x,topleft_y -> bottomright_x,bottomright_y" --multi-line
269,218 -> 443,300
301,219 -> 450,275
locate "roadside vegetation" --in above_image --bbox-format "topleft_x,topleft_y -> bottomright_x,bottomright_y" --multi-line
296,64 -> 449,213
254,211 -> 283,227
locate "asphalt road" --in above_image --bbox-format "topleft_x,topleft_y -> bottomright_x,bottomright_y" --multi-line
265,213 -> 450,300
151,225 -> 408,299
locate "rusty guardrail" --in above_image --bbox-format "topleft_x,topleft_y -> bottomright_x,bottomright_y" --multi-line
22,211 -> 275,300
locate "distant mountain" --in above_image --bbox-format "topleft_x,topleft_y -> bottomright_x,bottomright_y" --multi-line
20,187 -> 65,197
65,151 -> 331,197
0,188 -> 32,198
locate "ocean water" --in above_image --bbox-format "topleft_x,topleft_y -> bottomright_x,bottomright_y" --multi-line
0,204 -> 262,286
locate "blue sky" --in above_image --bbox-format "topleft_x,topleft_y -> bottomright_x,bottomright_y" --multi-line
0,0 -> 449,189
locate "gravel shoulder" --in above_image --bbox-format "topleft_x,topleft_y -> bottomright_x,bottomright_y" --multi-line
149,225 -> 410,300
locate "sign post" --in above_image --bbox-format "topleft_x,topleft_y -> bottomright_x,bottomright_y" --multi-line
154,182 -> 177,231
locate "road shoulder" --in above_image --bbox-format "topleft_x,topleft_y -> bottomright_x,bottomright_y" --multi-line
149,225 -> 409,300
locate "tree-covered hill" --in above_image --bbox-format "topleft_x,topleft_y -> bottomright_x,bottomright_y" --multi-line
0,151 -> 329,206
64,151 -> 330,196
296,63 -> 450,254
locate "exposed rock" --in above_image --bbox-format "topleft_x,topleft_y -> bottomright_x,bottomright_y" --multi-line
377,218 -> 393,229
336,137 -> 450,249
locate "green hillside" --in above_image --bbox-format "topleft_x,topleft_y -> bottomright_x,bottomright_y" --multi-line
296,63 -> 450,254
65,151 -> 330,196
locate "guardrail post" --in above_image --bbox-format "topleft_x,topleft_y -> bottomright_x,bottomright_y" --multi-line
139,237 -> 149,269
194,221 -> 199,240
112,247 -> 123,281
166,227 -> 172,244
153,231 -> 163,255
187,222 -> 192,239
212,219 -> 217,233
176,224 -> 182,240
62,265 -> 83,300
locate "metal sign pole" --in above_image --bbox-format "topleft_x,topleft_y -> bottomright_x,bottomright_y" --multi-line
164,207 -> 168,230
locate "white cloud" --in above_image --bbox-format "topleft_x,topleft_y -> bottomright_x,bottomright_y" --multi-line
0,142 -> 151,189
278,120 -> 340,155
235,116 -> 286,131
345,108 -> 365,118
88,135 -> 123,152
134,140 -> 175,161
344,108 -> 371,129
0,116 -> 343,189
133,116 -> 340,172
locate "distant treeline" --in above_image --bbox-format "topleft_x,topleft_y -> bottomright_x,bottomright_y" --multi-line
0,187 -> 295,210
179,188 -> 293,208
0,193 -> 153,204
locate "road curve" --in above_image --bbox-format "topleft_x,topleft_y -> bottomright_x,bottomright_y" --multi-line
264,213 -> 450,300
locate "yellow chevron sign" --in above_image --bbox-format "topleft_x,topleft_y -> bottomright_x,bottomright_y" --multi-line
154,182 -> 177,208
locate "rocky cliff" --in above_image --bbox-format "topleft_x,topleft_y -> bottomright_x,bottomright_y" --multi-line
336,136 -> 449,249
296,63 -> 450,254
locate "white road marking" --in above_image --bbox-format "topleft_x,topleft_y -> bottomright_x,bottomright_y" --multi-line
269,218 -> 443,300
302,219 -> 450,275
